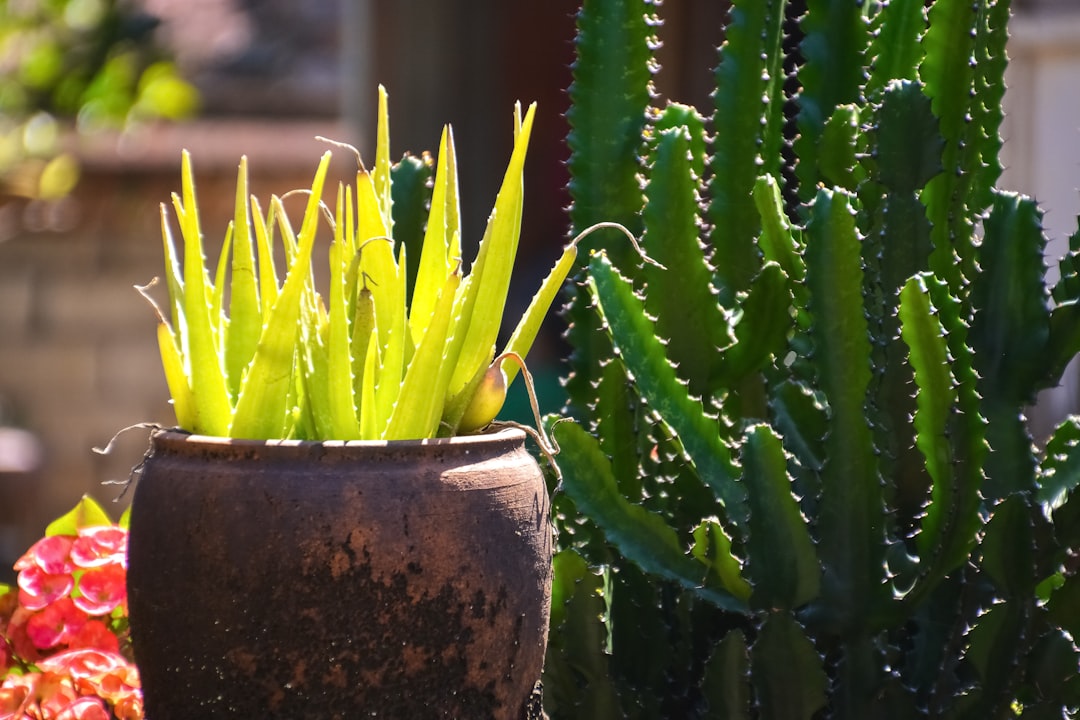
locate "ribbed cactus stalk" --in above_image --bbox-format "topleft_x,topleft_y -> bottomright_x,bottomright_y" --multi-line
545,0 -> 1080,717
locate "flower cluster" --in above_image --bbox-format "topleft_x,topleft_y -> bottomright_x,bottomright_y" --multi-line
0,499 -> 141,720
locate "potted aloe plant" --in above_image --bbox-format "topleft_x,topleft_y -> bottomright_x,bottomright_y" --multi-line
126,87 -> 580,719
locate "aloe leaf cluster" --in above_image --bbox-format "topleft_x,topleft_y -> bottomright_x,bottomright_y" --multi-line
546,0 -> 1080,717
151,89 -> 572,441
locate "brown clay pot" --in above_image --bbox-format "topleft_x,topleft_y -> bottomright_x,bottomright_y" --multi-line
126,427 -> 552,719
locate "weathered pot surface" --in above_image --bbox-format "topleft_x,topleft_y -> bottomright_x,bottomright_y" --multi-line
126,427 -> 552,719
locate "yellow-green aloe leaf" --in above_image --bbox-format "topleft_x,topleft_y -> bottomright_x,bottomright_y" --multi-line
46,496 -> 112,537
449,229 -> 461,267
355,171 -> 399,354
225,156 -> 261,400
374,84 -> 393,234
274,194 -> 300,266
210,222 -> 232,344
385,267 -> 462,440
399,243 -> 416,368
328,189 -> 361,439
343,184 -> 359,308
501,237 -> 577,387
177,150 -> 231,436
411,125 -> 460,346
231,152 -> 332,439
299,288 -> 332,440
157,322 -> 195,430
447,102 -> 536,399
374,243 -> 408,437
437,273 -> 482,431
359,329 -> 380,439
351,283 -> 375,406
250,195 -> 280,316
158,204 -> 184,337
289,350 -> 314,440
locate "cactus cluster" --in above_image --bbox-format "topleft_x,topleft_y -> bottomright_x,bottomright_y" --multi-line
544,0 -> 1080,717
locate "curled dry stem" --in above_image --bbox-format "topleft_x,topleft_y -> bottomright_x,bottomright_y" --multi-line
572,221 -> 665,270
315,135 -> 367,173
280,188 -> 335,229
486,350 -> 565,485
134,277 -> 167,325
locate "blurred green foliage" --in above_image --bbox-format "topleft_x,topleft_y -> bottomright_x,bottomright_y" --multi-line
0,0 -> 198,199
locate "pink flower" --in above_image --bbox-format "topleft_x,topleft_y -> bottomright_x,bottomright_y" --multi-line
54,696 -> 111,720
34,671 -> 79,719
25,599 -> 87,651
41,650 -> 140,717
72,566 -> 126,617
17,567 -> 74,612
14,536 -> 74,576
3,503 -> 141,719
0,671 -> 37,717
70,529 -> 127,571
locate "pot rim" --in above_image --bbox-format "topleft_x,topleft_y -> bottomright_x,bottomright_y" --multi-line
150,425 -> 528,450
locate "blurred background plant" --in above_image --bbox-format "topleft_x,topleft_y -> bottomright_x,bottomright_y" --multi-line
0,0 -> 198,202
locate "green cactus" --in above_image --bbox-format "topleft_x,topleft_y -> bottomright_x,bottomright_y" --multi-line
545,0 -> 1080,717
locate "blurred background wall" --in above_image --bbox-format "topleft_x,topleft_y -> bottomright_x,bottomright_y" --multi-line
0,0 -> 1076,575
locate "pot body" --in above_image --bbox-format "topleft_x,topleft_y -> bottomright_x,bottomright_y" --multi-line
127,428 -> 551,719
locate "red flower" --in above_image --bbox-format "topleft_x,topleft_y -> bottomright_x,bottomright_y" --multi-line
5,609 -> 42,664
70,529 -> 127,571
25,599 -> 87,651
72,566 -> 126,617
65,622 -> 119,656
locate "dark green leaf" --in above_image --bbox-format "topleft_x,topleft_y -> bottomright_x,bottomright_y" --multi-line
642,123 -> 727,398
874,80 -> 941,194
719,263 -> 793,384
970,191 -> 1050,405
818,104 -> 862,191
794,0 -> 869,203
567,0 -> 650,256
743,424 -> 821,610
1037,416 -> 1080,508
865,0 -> 925,96
981,495 -> 1035,599
804,187 -> 885,632
543,550 -> 624,719
768,380 -> 827,475
702,630 -> 751,720
751,612 -> 828,720
555,420 -> 749,613
390,153 -> 433,306
709,0 -> 787,304
588,251 -> 748,530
